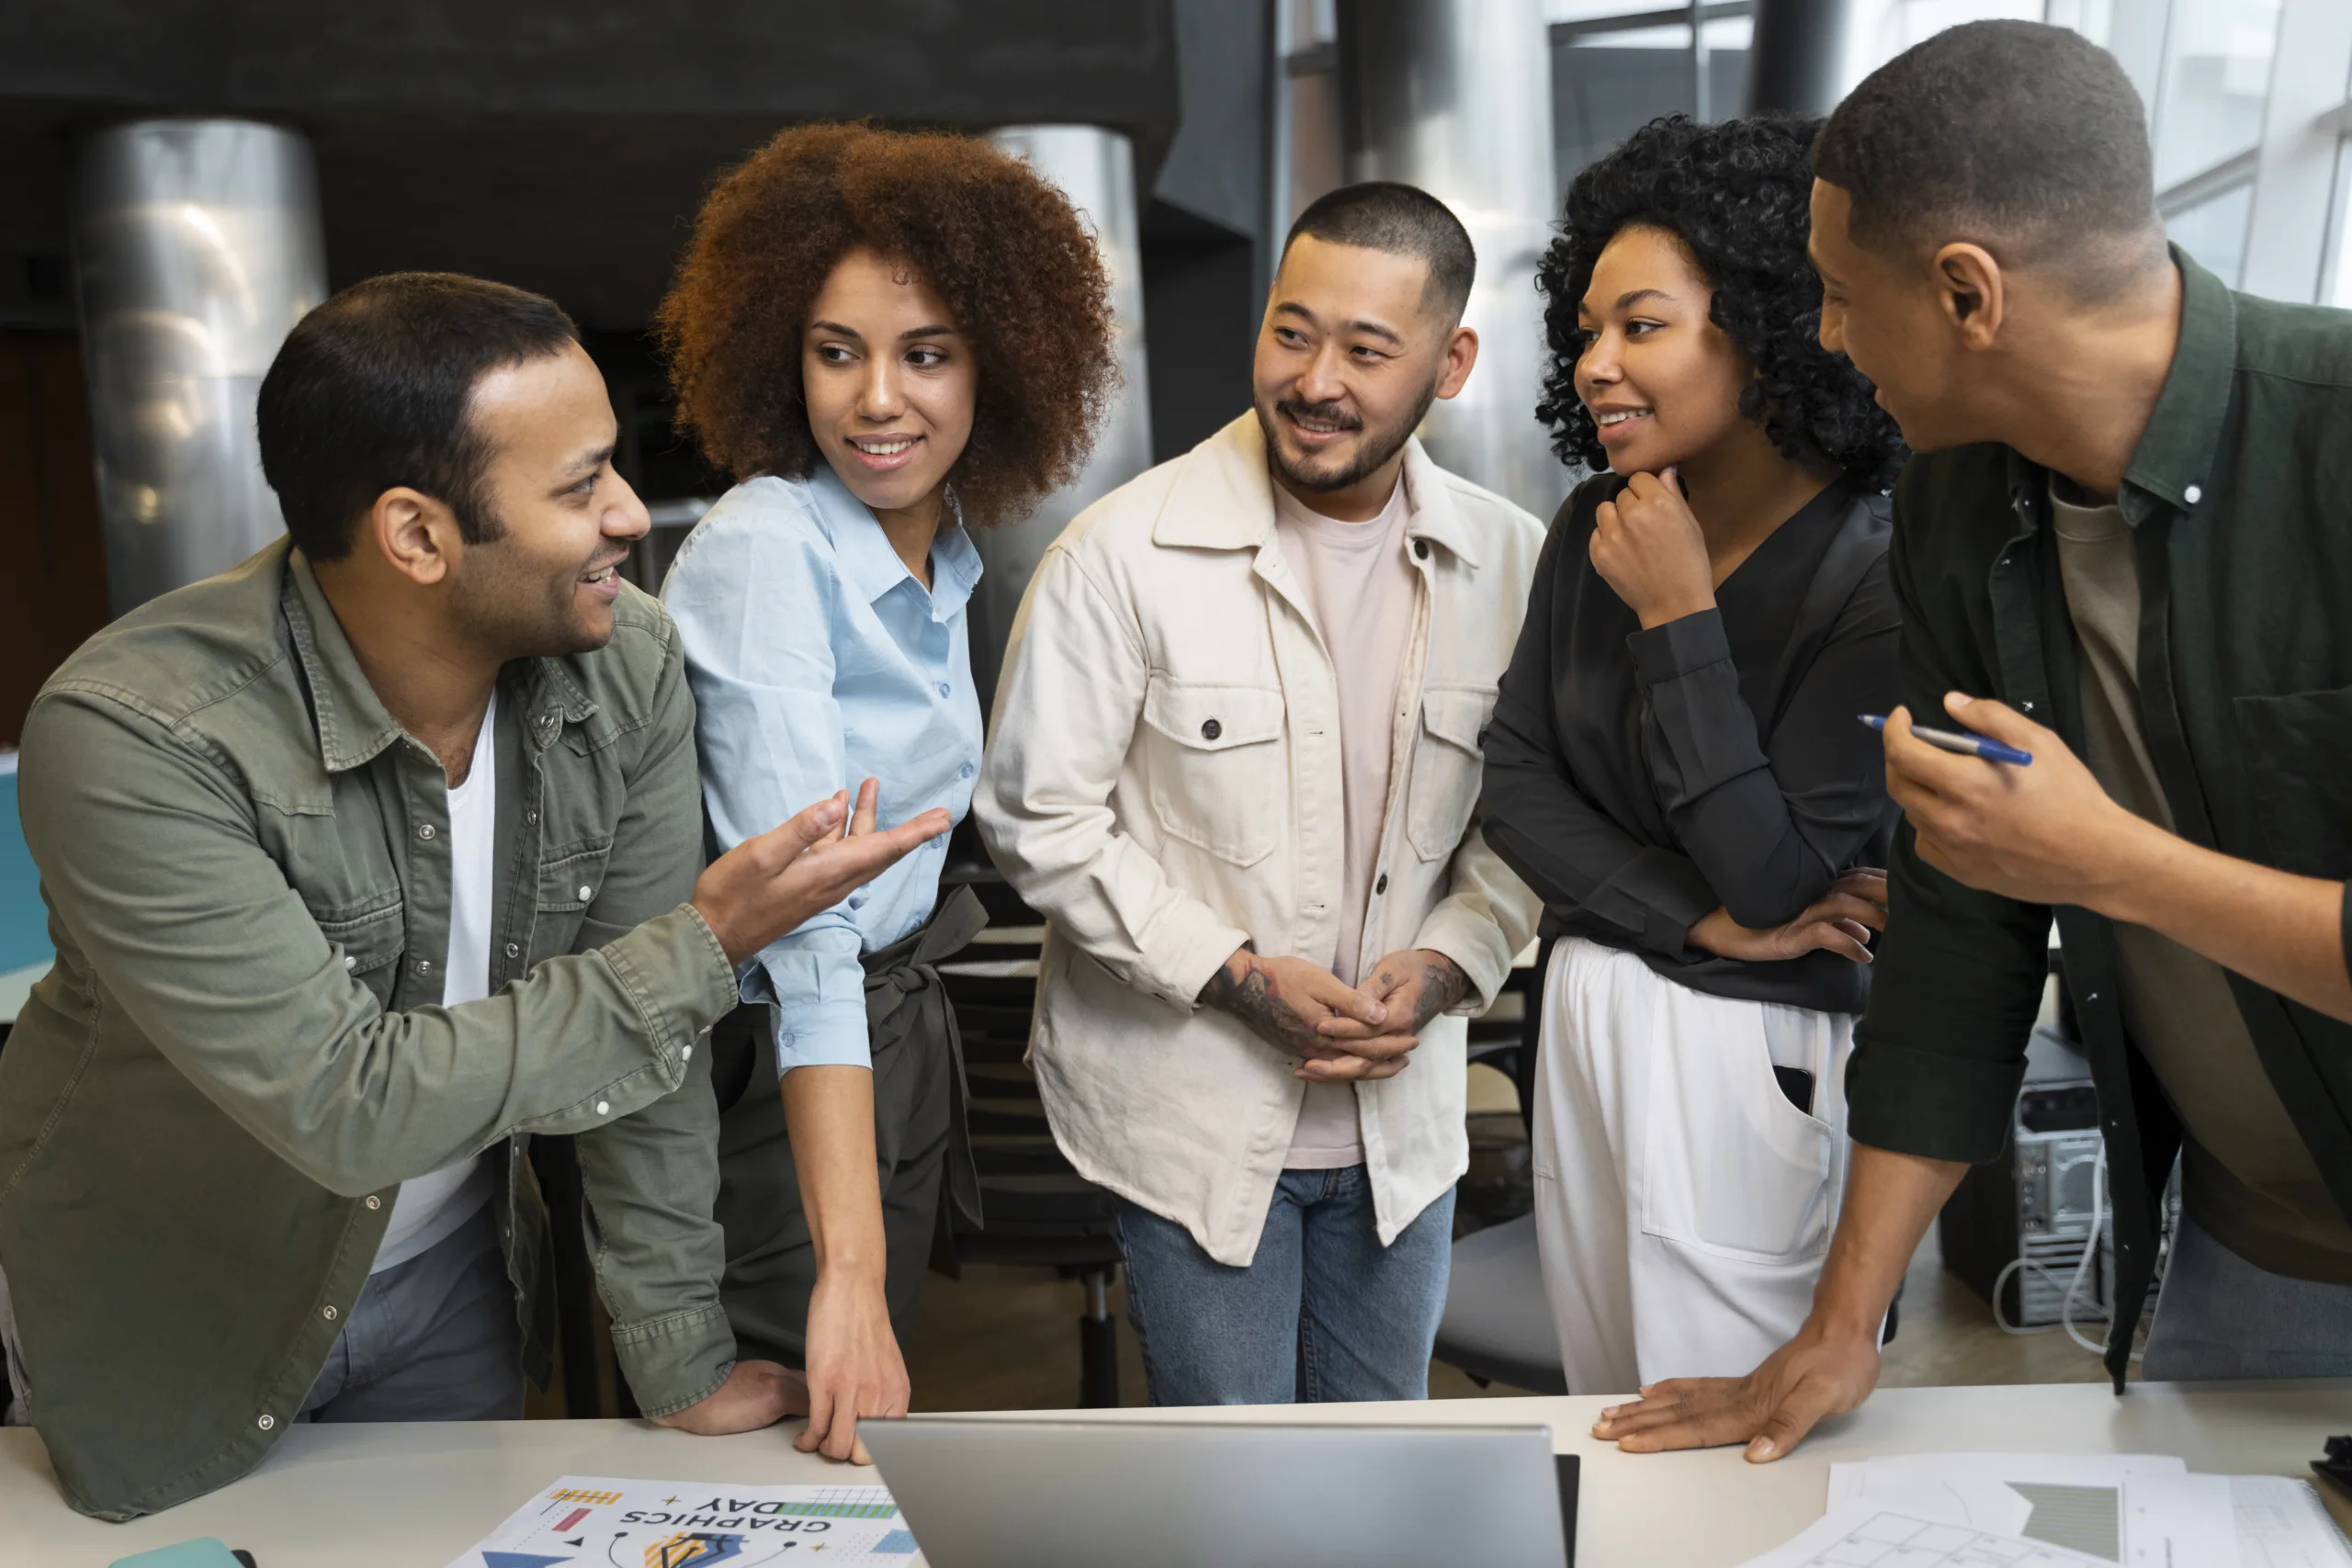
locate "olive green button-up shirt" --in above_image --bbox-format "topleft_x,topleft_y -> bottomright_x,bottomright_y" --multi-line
0,540 -> 741,1519
1850,250 -> 2352,1388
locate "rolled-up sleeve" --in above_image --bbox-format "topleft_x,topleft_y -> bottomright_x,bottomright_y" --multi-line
664,504 -> 872,1075
1846,487 -> 2045,1161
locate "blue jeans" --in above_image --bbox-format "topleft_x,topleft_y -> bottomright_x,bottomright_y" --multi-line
1116,1167 -> 1453,1405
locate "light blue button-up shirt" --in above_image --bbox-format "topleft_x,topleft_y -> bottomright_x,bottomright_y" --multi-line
662,468 -> 984,1073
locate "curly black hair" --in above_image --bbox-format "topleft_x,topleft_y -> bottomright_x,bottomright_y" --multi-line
1534,114 -> 1905,489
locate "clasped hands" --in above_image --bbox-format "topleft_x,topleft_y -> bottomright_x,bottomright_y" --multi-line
1202,946 -> 1471,1081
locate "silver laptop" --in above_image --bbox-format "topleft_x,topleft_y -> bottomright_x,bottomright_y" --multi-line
861,1416 -> 1570,1568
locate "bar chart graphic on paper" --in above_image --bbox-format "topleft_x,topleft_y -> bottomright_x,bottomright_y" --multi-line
1768,1509 -> 2111,1568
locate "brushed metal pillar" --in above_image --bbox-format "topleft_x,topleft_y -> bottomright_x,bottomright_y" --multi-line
73,120 -> 327,615
1336,0 -> 1561,516
1747,0 -> 1855,117
975,126 -> 1156,716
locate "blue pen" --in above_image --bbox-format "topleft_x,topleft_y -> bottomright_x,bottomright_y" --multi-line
1859,714 -> 2033,767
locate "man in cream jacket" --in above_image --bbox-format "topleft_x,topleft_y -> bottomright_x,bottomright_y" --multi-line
977,183 -> 1544,1404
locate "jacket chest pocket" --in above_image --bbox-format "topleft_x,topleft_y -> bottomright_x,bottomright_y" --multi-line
1141,678 -> 1286,867
1406,684 -> 1495,861
2234,684 -> 2352,879
532,834 -> 615,958
316,895 -> 407,1008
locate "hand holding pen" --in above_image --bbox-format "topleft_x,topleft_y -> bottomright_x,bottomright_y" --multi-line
1870,694 -> 2147,908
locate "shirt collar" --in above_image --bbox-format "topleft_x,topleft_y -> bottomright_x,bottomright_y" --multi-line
282,547 -> 409,773
2003,246 -> 2235,527
807,463 -> 983,623
1153,412 -> 1485,569
283,545 -> 601,773
2118,245 -> 2235,521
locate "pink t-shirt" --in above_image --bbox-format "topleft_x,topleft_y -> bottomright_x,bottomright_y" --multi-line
1271,472 -> 1419,1170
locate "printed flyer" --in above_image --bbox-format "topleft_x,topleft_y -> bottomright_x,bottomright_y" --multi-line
443,1474 -> 920,1567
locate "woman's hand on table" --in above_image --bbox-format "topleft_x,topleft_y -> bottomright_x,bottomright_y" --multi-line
797,1268 -> 910,1465
650,1359 -> 810,1435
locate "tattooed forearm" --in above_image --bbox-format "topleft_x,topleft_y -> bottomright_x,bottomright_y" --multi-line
1199,953 -> 1321,1051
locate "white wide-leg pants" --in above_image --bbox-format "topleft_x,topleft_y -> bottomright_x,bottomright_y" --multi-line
1531,938 -> 1856,1397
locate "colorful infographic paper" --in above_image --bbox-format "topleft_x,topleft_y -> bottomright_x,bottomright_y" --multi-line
443,1474 -> 920,1568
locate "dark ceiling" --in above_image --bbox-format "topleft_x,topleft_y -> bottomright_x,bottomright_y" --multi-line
0,0 -> 1183,330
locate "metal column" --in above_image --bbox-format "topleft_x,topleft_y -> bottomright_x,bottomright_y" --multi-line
974,126 -> 1156,716
1336,0 -> 1561,519
1746,0 -> 1856,118
72,119 -> 326,615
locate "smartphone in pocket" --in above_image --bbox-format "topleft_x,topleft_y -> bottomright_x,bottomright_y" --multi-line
1771,1065 -> 1816,1116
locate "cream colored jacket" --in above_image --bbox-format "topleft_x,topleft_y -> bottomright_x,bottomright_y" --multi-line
976,415 -> 1545,1265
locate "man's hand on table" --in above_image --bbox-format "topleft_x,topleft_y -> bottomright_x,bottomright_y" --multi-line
1305,949 -> 1472,1083
650,1359 -> 810,1435
1589,1322 -> 1883,1462
797,1267 -> 910,1466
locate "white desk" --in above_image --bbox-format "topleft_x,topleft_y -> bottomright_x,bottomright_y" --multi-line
4,1382 -> 2346,1566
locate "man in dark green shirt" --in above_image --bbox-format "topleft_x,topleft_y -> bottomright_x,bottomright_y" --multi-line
1598,21 -> 2352,1461
0,274 -> 946,1517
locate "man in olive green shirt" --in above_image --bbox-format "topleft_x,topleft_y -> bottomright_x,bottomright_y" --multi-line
1597,22 -> 2352,1460
0,274 -> 947,1518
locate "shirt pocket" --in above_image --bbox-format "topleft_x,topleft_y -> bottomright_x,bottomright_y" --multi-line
1140,677 -> 1286,867
1639,998 -> 1838,1264
1406,684 -> 1497,862
2234,685 -> 2352,880
316,893 -> 407,1009
532,834 -> 616,958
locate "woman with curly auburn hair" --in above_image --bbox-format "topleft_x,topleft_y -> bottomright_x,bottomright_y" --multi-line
655,121 -> 1118,1462
1479,114 -> 1908,1395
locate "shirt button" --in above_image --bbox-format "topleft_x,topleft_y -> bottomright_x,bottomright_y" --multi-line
1201,718 -> 1223,740
683,1043 -> 694,1062
344,954 -> 356,970
578,885 -> 593,901
415,958 -> 433,976
1375,874 -> 1389,895
959,762 -> 975,779
417,823 -> 436,841
2184,484 -> 2202,504
504,942 -> 521,959
257,1413 -> 275,1431
365,1194 -> 382,1211
596,1100 -> 611,1115
936,682 -> 951,699
526,808 -> 539,825
322,1304 -> 338,1321
1413,539 -> 1430,558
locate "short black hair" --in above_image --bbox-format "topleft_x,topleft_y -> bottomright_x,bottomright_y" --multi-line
1536,114 -> 1905,488
1815,21 -> 2161,289
1282,181 -> 1477,322
257,272 -> 581,562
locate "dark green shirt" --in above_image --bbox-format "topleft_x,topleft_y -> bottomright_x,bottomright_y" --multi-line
0,541 -> 741,1518
1851,251 -> 2352,1388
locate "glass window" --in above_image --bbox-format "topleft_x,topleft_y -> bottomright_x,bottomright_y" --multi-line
1846,0 -> 2042,84
2324,138 -> 2352,310
2150,0 -> 2283,190
2165,178 -> 2256,287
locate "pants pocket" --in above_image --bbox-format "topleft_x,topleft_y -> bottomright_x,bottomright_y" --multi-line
1638,995 -> 1839,1264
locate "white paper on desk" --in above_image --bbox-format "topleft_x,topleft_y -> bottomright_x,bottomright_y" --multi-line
2232,1476 -> 2352,1568
1827,1452 -> 2237,1568
442,1473 -> 917,1567
1736,1502 -> 2114,1568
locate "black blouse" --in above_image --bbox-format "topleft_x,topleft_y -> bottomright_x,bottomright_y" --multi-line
1482,473 -> 1900,1013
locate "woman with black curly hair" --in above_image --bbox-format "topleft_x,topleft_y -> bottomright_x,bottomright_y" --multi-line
1481,114 -> 1908,1395
656,122 -> 1118,1461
